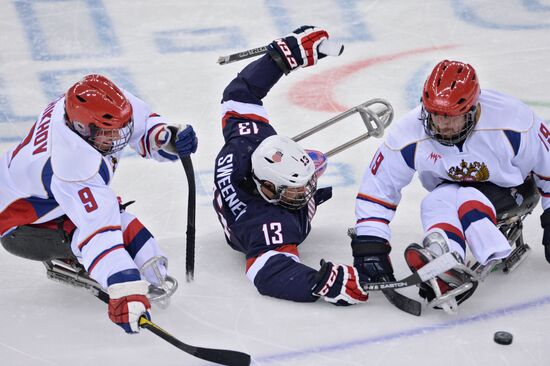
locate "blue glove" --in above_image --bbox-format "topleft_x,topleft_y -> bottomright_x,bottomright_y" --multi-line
267,25 -> 329,74
168,125 -> 198,158
351,235 -> 395,282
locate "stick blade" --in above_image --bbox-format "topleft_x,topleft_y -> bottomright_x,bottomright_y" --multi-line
193,348 -> 251,366
382,289 -> 422,316
217,56 -> 230,65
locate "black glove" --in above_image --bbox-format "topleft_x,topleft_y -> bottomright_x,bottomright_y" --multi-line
267,25 -> 329,74
351,235 -> 395,282
540,209 -> 550,263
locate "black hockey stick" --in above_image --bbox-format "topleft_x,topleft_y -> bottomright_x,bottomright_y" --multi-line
381,288 -> 421,316
217,40 -> 344,65
180,155 -> 196,282
138,317 -> 251,366
217,45 -> 268,65
94,289 -> 251,366
360,252 -> 458,291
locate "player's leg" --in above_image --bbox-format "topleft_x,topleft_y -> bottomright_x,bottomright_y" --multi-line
468,178 -> 539,274
456,185 -> 511,265
404,184 -> 477,313
119,211 -> 177,306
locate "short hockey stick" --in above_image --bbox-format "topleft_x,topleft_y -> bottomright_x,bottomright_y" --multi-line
94,289 -> 251,366
360,252 -> 458,291
180,156 -> 196,282
217,39 -> 344,65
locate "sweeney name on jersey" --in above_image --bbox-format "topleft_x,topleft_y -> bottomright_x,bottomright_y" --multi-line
215,153 -> 246,217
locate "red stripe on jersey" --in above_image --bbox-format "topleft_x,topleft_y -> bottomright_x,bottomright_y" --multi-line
138,136 -> 147,157
122,219 -> 145,246
10,123 -> 37,165
538,134 -> 550,152
428,223 -> 465,241
245,244 -> 299,272
535,173 -> 550,181
0,199 -> 39,235
78,225 -> 122,250
458,200 -> 496,224
221,111 -> 269,129
30,217 -> 76,235
357,217 -> 390,224
88,244 -> 125,274
356,193 -> 397,210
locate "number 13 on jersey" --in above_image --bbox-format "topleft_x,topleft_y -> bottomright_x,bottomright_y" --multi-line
262,222 -> 283,245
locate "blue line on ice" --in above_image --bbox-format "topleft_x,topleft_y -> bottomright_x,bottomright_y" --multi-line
251,294 -> 550,364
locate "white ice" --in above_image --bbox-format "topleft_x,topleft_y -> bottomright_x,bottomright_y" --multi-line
1,1 -> 550,365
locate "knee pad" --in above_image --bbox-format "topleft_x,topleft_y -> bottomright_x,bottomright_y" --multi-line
1,226 -> 75,261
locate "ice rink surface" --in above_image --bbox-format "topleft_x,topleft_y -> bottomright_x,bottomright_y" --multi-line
1,1 -> 550,365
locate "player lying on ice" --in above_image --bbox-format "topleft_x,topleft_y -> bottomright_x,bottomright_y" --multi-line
351,59 -> 550,313
213,25 -> 369,306
0,74 -> 198,332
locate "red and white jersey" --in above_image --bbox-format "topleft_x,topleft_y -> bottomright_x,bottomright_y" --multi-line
0,90 -> 174,288
355,89 -> 550,240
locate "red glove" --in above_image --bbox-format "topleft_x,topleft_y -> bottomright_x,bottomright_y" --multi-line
312,261 -> 369,306
268,25 -> 329,74
108,280 -> 151,333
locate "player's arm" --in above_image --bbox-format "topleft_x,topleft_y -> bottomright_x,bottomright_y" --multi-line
247,247 -> 368,306
125,90 -> 197,162
355,142 -> 415,239
239,214 -> 367,305
221,26 -> 332,125
353,141 -> 415,282
525,117 -> 550,263
50,173 -> 150,333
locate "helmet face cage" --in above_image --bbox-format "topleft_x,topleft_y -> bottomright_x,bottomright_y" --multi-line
84,119 -> 134,155
420,104 -> 478,146
253,173 -> 317,210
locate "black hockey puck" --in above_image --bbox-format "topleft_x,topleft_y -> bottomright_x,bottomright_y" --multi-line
494,331 -> 513,345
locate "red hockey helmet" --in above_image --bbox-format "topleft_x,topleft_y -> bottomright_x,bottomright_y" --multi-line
422,60 -> 480,116
65,74 -> 134,154
421,60 -> 480,145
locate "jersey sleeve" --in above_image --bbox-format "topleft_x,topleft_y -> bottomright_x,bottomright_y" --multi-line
231,207 -> 319,302
521,117 -> 550,210
50,173 -> 140,289
355,142 -> 416,240
124,91 -> 178,162
220,54 -> 284,137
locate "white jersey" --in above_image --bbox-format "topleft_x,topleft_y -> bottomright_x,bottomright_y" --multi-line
355,89 -> 550,240
0,91 -> 175,288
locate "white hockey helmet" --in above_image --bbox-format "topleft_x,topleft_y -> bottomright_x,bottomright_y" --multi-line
251,135 -> 317,210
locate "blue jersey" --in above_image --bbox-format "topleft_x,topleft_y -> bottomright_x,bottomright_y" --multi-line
213,55 -> 331,302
